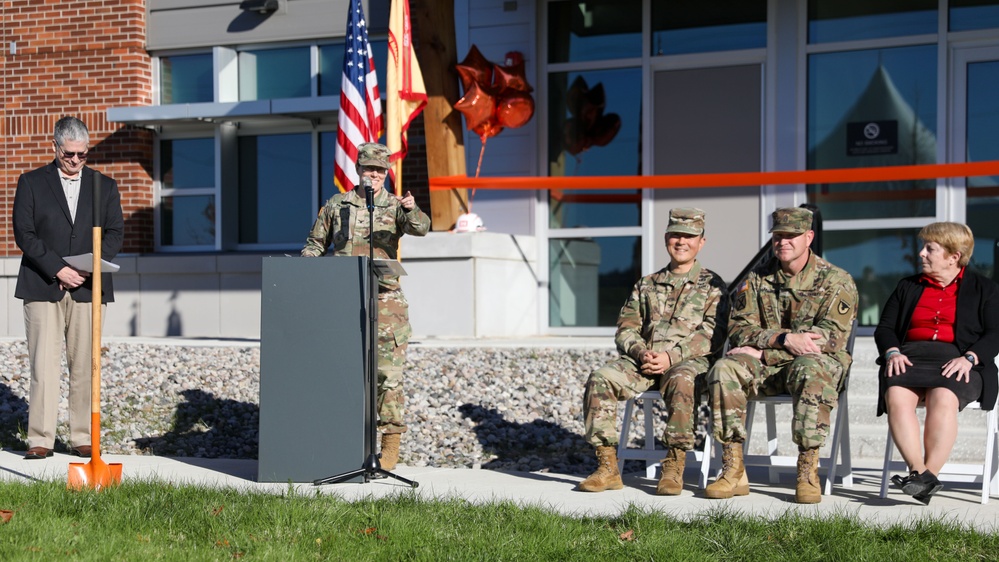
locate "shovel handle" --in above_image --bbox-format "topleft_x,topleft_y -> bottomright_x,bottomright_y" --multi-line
91,173 -> 102,415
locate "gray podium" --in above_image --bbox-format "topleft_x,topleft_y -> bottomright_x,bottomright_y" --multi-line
258,256 -> 370,483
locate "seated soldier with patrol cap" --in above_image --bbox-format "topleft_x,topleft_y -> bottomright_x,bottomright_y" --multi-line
704,207 -> 857,504
578,208 -> 728,495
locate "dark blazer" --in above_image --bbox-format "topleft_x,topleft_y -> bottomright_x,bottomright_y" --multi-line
12,162 -> 124,303
874,270 -> 999,414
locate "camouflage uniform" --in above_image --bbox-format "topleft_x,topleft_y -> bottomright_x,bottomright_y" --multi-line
302,144 -> 430,434
708,243 -> 857,451
583,260 -> 728,451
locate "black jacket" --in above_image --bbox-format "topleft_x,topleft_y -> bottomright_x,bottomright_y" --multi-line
874,269 -> 999,414
12,162 -> 124,303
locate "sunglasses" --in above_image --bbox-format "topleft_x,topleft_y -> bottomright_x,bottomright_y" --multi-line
59,148 -> 88,160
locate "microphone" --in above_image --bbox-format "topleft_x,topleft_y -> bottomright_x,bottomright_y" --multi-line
362,176 -> 373,210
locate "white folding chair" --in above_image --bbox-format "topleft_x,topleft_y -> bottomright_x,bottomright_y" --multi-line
701,319 -> 858,495
879,400 -> 999,504
616,390 -> 711,488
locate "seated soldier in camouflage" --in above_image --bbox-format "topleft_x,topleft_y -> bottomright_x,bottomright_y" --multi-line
704,207 -> 857,504
579,208 -> 728,495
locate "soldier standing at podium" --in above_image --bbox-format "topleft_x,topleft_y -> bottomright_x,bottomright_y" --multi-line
302,143 -> 430,469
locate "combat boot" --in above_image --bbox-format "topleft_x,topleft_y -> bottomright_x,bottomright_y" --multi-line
380,433 -> 401,470
656,447 -> 686,495
578,445 -> 624,492
795,447 -> 821,504
704,442 -> 749,499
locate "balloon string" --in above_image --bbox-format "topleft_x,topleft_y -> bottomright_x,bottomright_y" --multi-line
471,137 -> 487,212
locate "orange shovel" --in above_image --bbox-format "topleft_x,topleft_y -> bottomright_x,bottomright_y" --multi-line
68,172 -> 122,490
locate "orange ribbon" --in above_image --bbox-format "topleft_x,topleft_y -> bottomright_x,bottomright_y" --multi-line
429,161 -> 999,191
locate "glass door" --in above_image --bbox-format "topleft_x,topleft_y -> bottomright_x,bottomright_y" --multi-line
953,46 -> 999,279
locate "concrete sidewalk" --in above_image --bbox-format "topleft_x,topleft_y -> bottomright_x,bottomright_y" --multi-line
2,450 -> 998,532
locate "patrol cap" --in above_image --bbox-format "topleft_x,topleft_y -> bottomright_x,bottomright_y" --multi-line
666,207 -> 705,236
769,207 -> 813,235
357,143 -> 391,169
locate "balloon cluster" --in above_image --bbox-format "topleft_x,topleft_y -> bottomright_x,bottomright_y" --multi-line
454,45 -> 535,145
562,76 -> 621,156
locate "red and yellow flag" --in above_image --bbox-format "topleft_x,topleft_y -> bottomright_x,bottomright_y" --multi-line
386,0 -> 427,195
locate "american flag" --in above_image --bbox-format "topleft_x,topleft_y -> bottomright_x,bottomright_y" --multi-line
334,0 -> 383,193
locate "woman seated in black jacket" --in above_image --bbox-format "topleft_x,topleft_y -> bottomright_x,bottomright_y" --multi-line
875,222 -> 999,505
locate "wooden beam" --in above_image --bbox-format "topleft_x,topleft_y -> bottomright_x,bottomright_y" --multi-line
412,0 -> 468,231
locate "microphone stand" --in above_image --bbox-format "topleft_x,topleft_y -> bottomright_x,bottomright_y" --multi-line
313,178 -> 418,488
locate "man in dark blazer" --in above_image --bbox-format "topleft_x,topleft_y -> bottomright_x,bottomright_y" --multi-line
12,116 -> 124,459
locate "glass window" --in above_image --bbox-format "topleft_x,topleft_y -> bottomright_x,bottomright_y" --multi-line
652,0 -> 766,56
161,195 -> 215,246
319,131 -> 340,204
807,0 -> 937,43
950,0 -> 999,32
239,47 -> 311,100
547,0 -> 642,63
822,229 -> 921,327
162,138 -> 214,189
548,68 -> 641,228
549,236 -> 641,327
237,134 -> 312,244
806,45 -> 937,220
965,60 -> 999,280
160,54 -> 213,104
319,40 -> 388,97
160,138 -> 216,248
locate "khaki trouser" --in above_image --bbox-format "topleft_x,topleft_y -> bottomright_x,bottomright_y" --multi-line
24,293 -> 104,449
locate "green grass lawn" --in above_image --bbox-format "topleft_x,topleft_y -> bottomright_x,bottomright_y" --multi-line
0,480 -> 995,561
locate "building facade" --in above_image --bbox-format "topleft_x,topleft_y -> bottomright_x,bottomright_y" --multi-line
1,0 -> 998,339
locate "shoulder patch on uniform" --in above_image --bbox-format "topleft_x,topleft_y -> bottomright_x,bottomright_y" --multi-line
837,299 -> 851,315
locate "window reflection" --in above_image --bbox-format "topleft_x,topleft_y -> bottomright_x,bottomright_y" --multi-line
160,54 -> 213,104
550,236 -> 641,327
237,134 -> 312,244
161,196 -> 215,247
807,0 -> 937,43
965,60 -> 999,281
806,45 -> 937,219
822,229 -> 921,327
547,0 -> 641,63
652,0 -> 766,56
548,68 -> 641,228
239,47 -> 310,100
950,0 -> 999,32
162,138 -> 214,189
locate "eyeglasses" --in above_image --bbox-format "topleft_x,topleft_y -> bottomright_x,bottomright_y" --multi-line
359,165 -> 387,174
59,148 -> 88,160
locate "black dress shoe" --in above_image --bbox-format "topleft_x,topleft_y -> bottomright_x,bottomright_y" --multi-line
24,447 -> 53,460
891,470 -> 920,493
912,471 -> 943,505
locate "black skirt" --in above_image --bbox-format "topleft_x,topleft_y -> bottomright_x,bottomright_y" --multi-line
884,340 -> 983,411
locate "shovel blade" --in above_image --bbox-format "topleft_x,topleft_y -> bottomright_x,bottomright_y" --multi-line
68,458 -> 123,491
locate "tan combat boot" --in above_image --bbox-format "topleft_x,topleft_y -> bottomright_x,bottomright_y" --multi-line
704,442 -> 749,499
380,433 -> 401,470
578,445 -> 624,492
656,447 -> 686,495
795,447 -> 821,504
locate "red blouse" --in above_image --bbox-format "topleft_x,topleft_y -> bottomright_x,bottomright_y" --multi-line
906,267 -> 965,343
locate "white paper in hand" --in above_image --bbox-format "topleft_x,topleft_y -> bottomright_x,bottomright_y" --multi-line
63,253 -> 120,273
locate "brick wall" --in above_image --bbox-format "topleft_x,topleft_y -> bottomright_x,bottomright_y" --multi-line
0,1 -> 154,255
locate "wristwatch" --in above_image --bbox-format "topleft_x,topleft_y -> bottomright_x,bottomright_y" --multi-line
965,353 -> 976,365
776,333 -> 787,348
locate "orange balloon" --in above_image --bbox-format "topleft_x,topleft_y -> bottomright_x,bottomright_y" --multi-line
454,81 -> 496,131
495,92 -> 535,129
455,45 -> 493,93
473,117 -> 504,143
